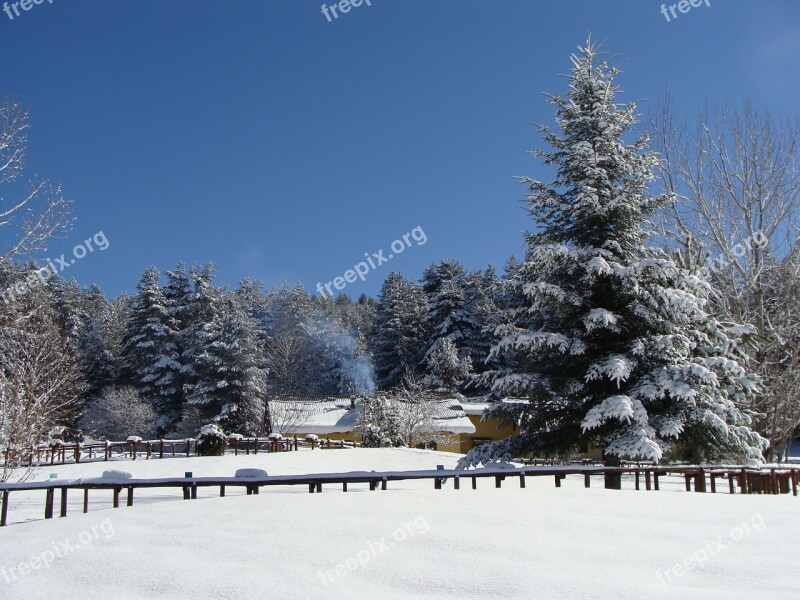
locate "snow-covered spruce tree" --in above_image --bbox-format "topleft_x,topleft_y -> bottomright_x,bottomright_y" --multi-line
459,39 -> 766,468
370,272 -> 429,389
118,267 -> 182,431
78,285 -> 117,402
426,338 -> 473,393
184,296 -> 266,435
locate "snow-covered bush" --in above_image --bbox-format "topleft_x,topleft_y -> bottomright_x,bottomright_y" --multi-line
196,424 -> 227,456
78,386 -> 157,441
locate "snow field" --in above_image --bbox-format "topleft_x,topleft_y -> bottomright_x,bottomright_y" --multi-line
0,448 -> 798,599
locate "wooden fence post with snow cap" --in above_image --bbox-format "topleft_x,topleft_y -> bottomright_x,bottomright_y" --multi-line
1,490 -> 9,526
44,488 -> 54,519
695,469 -> 707,493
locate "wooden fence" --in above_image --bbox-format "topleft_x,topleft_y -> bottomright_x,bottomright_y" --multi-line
3,436 -> 356,468
1,464 -> 798,528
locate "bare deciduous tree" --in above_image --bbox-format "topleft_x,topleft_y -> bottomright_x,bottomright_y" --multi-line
649,97 -> 800,459
0,288 -> 80,481
78,386 -> 158,442
0,97 -> 73,260
263,395 -> 312,436
357,372 -> 455,449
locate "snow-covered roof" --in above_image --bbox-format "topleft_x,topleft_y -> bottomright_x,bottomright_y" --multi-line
269,396 -> 361,436
459,397 -> 528,416
268,395 -> 476,436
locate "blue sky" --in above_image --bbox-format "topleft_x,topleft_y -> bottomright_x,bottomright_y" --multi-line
1,0 -> 798,298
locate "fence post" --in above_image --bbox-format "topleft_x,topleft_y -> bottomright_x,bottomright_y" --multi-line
694,469 -> 706,493
127,486 -> 134,507
60,487 -> 68,517
1,490 -> 9,526
44,488 -> 54,519
83,489 -> 89,513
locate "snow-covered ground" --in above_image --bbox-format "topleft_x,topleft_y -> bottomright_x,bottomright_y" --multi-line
1,448 -> 798,599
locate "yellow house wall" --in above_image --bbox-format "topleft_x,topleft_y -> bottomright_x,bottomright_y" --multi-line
457,414 -> 518,454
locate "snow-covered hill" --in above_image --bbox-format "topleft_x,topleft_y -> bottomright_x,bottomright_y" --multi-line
1,448 -> 798,599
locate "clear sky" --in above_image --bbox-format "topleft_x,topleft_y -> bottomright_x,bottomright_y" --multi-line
1,0 -> 798,298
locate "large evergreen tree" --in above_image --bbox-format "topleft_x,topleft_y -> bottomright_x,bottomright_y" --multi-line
460,39 -> 766,467
370,272 -> 429,389
119,267 -> 182,431
184,295 -> 266,434
77,284 -> 117,401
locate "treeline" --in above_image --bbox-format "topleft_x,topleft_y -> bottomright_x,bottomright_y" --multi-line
0,256 -> 514,442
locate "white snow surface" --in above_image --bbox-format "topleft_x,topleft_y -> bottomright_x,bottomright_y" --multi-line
1,448 -> 798,599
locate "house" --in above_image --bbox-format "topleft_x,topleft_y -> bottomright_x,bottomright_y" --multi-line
263,394 -> 518,454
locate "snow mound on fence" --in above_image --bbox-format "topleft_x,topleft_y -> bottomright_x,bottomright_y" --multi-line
235,468 -> 269,479
100,470 -> 134,480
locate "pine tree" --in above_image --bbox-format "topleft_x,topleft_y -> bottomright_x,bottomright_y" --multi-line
184,296 -> 266,434
77,284 -> 117,401
370,272 -> 429,390
119,267 -> 182,431
426,338 -> 473,392
179,263 -> 223,409
460,38 -> 766,467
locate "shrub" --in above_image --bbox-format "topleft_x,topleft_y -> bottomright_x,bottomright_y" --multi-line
196,424 -> 227,456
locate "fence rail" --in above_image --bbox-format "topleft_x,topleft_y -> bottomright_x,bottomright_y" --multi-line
2,436 -> 356,467
1,464 -> 798,528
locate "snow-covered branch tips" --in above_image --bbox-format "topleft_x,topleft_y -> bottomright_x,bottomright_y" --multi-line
316,226 -> 427,298
1,231 -> 110,307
